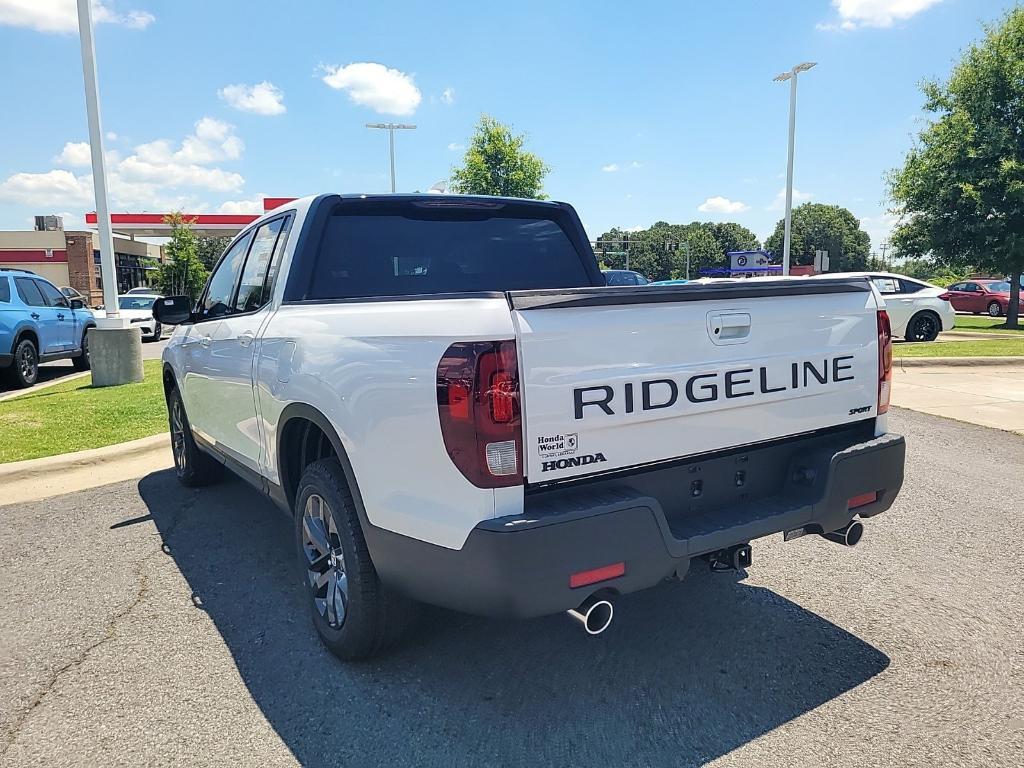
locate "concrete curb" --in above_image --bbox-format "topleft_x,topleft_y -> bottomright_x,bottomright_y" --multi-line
0,432 -> 170,485
0,370 -> 91,402
895,356 -> 1024,369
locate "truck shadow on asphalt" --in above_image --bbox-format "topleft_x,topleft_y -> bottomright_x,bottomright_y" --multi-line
138,471 -> 889,768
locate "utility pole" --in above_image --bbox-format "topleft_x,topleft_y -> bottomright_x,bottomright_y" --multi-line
773,62 -> 817,276
684,241 -> 691,280
880,242 -> 890,270
365,123 -> 417,192
76,0 -> 143,386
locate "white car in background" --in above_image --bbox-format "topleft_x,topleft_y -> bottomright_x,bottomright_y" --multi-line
820,272 -> 956,342
92,294 -> 164,341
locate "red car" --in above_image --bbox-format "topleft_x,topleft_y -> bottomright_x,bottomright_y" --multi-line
944,279 -> 1022,317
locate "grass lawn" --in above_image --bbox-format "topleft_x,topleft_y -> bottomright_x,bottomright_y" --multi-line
0,360 -> 167,464
894,337 -> 1024,358
951,315 -> 1024,334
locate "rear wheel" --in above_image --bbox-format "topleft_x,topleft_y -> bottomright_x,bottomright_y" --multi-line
988,301 -> 1003,317
5,338 -> 38,388
167,387 -> 223,486
295,458 -> 416,660
906,312 -> 940,342
71,329 -> 91,371
146,322 -> 162,342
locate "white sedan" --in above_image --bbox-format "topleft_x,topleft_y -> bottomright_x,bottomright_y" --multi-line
92,294 -> 164,341
821,272 -> 957,342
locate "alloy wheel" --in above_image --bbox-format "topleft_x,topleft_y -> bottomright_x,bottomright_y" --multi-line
18,344 -> 36,380
912,315 -> 937,341
301,493 -> 348,629
171,398 -> 187,474
988,302 -> 1002,317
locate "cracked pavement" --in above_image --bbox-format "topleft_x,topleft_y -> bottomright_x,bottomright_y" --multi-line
0,408 -> 1022,767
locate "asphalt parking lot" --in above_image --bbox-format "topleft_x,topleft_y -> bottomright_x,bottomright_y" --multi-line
1,408 -> 1022,767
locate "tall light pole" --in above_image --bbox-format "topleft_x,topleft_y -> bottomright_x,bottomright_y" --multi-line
76,0 -> 143,385
365,123 -> 416,192
773,61 -> 816,276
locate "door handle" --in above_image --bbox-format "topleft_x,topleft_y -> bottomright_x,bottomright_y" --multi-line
31,312 -> 39,320
199,335 -> 212,348
57,313 -> 65,320
238,330 -> 256,347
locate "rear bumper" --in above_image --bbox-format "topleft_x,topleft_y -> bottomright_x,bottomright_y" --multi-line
367,428 -> 906,619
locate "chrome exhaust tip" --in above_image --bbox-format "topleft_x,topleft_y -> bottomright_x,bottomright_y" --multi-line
567,595 -> 614,635
821,519 -> 864,547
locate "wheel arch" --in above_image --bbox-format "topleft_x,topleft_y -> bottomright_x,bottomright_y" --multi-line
12,324 -> 39,351
277,403 -> 367,521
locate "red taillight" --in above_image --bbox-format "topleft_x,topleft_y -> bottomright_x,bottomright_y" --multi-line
938,292 -> 952,301
877,310 -> 893,415
437,340 -> 523,488
848,491 -> 878,509
569,562 -> 626,589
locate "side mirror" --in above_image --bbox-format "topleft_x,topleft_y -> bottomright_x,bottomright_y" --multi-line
69,298 -> 85,310
153,295 -> 194,325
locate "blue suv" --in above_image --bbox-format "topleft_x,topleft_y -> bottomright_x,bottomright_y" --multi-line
0,268 -> 96,388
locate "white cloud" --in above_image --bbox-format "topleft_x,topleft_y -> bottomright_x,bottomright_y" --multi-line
629,161 -> 642,169
767,187 -> 813,210
0,116 -> 245,213
0,0 -> 154,33
53,141 -> 91,167
217,196 -> 264,214
440,87 -> 455,105
0,169 -> 94,207
447,142 -> 464,152
818,0 -> 940,31
698,196 -> 749,214
320,62 -> 421,115
219,81 -> 286,116
860,211 -> 899,247
601,163 -> 620,173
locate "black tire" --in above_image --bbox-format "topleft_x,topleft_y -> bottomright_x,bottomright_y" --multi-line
145,322 -> 162,342
71,328 -> 91,371
167,386 -> 223,487
987,301 -> 1003,317
294,458 -> 416,660
906,311 -> 940,342
5,337 -> 39,388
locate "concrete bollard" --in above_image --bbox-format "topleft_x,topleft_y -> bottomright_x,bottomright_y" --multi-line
88,327 -> 144,387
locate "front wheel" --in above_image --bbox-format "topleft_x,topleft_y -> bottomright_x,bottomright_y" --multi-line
988,301 -> 1003,317
167,387 -> 223,486
295,459 -> 416,660
72,329 -> 91,371
906,312 -> 940,342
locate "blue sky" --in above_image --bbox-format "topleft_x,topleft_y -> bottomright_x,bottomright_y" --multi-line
0,0 -> 1019,248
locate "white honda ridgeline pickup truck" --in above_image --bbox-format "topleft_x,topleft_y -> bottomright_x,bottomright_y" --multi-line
154,193 -> 905,660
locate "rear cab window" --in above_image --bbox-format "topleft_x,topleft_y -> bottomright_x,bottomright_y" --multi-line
306,201 -> 594,300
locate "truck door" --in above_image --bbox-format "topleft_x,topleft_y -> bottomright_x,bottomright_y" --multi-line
191,216 -> 290,471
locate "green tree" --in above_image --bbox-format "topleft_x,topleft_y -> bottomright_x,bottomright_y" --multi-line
707,222 -> 760,256
765,203 -> 871,272
450,115 -> 550,199
156,213 -> 208,300
889,8 -> 1024,328
196,235 -> 232,271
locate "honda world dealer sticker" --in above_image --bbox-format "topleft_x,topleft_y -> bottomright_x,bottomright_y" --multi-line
537,432 -> 578,458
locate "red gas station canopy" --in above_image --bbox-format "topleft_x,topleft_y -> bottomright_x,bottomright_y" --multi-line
84,197 -> 296,237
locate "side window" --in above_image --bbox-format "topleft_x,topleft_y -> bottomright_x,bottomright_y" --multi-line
234,217 -> 286,312
200,231 -> 253,320
36,280 -> 69,308
0,278 -> 10,303
948,283 -> 964,292
963,282 -> 979,292
635,274 -> 649,285
871,277 -> 900,295
15,277 -> 45,307
899,279 -> 926,294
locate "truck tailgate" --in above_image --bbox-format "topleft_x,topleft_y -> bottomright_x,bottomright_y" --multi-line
509,278 -> 881,483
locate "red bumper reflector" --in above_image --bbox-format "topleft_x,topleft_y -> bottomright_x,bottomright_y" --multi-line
569,562 -> 626,589
848,491 -> 878,510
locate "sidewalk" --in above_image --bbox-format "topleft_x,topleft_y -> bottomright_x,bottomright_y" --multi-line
891,362 -> 1024,434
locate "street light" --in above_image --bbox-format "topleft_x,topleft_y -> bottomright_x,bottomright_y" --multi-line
773,61 -> 816,276
365,123 -> 417,192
